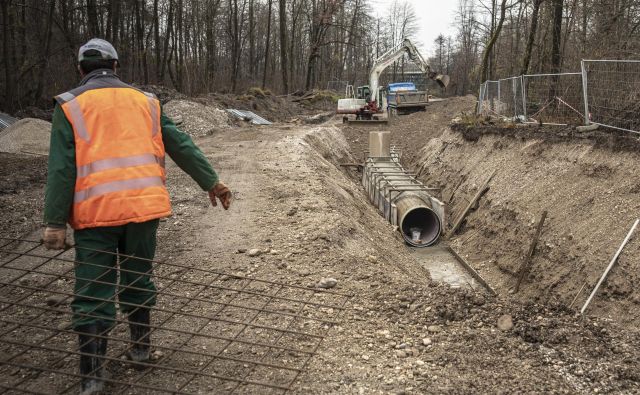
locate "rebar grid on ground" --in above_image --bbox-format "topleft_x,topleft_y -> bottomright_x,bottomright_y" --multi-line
0,237 -> 351,394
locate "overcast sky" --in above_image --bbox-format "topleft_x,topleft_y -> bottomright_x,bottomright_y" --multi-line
370,0 -> 459,57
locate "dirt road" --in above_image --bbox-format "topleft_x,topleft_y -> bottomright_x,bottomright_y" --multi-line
157,117 -> 639,393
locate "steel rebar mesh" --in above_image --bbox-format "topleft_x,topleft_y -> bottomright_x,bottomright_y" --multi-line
583,60 -> 640,134
0,237 -> 350,394
524,73 -> 584,124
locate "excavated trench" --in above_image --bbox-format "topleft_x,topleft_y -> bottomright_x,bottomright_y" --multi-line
305,123 -> 487,293
339,95 -> 640,327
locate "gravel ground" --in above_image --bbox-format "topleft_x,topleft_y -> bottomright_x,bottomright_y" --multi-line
0,118 -> 52,156
0,96 -> 639,393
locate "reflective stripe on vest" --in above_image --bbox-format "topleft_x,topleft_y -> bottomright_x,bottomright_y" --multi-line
77,153 -> 165,178
144,93 -> 160,136
74,176 -> 165,203
62,94 -> 91,142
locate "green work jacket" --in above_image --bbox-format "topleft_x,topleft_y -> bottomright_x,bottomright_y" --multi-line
44,85 -> 218,227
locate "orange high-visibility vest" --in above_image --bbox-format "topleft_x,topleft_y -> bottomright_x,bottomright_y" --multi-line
55,78 -> 171,230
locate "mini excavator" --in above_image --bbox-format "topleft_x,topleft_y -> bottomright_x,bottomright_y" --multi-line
337,38 -> 450,123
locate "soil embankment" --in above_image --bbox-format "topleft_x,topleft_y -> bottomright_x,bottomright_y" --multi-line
343,96 -> 640,328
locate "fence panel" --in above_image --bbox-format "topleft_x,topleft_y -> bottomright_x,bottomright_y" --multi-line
498,76 -> 525,119
478,80 -> 499,115
582,60 -> 640,134
524,73 -> 584,124
326,80 -> 350,95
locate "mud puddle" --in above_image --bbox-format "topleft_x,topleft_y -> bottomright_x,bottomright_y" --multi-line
409,245 -> 481,291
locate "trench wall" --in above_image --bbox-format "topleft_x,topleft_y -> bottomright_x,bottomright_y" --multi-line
416,125 -> 640,324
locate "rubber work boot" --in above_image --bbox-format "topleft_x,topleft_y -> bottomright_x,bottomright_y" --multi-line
77,323 -> 108,395
127,308 -> 151,365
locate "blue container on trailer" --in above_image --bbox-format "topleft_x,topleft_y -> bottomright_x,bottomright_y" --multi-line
387,82 -> 417,92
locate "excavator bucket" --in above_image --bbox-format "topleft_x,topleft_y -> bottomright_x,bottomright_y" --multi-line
434,74 -> 450,89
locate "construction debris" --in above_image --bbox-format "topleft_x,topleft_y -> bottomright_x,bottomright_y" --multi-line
226,109 -> 272,125
0,112 -> 17,130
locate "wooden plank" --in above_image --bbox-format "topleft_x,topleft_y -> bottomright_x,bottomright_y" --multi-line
447,169 -> 496,238
514,210 -> 548,293
568,281 -> 587,309
581,219 -> 639,314
446,246 -> 497,296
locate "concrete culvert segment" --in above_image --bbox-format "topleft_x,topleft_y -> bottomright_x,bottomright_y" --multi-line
362,131 -> 445,247
397,196 -> 442,247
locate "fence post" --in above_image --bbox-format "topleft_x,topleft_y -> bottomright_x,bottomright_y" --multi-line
521,75 -> 527,119
581,60 -> 590,125
512,78 -> 518,118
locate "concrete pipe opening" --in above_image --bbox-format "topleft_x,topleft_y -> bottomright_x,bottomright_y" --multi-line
400,206 -> 442,247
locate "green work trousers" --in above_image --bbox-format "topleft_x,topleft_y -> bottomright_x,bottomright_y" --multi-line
71,220 -> 159,328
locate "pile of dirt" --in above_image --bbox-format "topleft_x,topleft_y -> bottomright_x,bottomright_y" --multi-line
0,152 -> 47,237
134,84 -> 188,104
200,91 -> 318,122
0,118 -> 52,156
162,99 -> 232,137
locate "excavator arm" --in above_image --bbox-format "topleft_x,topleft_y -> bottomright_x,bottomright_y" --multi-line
369,38 -> 449,109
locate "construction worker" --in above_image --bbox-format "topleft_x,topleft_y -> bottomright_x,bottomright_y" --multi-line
41,38 -> 232,394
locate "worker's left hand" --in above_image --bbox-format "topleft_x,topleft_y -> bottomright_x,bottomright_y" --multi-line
208,182 -> 232,210
43,226 -> 67,250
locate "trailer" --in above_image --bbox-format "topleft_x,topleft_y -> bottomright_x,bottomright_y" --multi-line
386,82 -> 430,116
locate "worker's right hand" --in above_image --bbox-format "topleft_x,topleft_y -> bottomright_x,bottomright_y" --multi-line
208,182 -> 232,210
43,226 -> 67,250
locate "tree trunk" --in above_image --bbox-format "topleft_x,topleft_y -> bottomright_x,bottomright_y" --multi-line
262,0 -> 272,90
480,0 -> 508,82
111,0 -> 121,46
278,0 -> 288,93
153,0 -> 161,81
249,0 -> 255,77
551,0 -> 563,73
521,0 -> 544,75
34,0 -> 55,106
86,0 -> 100,37
160,0 -> 174,82
1,0 -> 13,112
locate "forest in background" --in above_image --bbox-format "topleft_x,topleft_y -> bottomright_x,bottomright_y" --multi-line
1,0 -> 639,113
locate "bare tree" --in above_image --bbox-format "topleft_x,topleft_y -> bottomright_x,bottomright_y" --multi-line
279,0 -> 289,93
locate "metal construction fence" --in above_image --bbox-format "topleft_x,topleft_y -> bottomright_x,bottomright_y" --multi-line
581,60 -> 640,133
478,60 -> 640,134
325,80 -> 350,95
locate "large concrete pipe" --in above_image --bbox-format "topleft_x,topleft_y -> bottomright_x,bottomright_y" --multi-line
395,194 -> 442,247
362,132 -> 445,247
